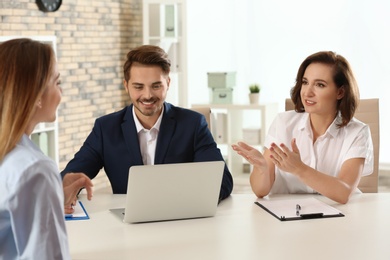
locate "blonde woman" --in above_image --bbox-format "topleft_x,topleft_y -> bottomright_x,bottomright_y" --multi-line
0,38 -> 92,259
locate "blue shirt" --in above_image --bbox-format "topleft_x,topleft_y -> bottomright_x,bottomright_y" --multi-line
0,135 -> 70,260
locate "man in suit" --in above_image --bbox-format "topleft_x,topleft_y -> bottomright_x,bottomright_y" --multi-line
61,45 -> 233,210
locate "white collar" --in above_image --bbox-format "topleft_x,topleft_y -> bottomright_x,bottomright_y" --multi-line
132,106 -> 164,133
298,112 -> 342,139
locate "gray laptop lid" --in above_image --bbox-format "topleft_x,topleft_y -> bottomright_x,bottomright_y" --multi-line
117,161 -> 224,223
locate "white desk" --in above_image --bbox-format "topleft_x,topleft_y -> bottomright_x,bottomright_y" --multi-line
66,193 -> 390,260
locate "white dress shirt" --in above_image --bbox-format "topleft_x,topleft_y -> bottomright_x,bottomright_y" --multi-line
264,111 -> 373,194
0,135 -> 70,260
133,106 -> 163,165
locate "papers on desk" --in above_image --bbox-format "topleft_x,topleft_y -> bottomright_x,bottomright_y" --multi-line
255,197 -> 344,221
65,200 -> 89,221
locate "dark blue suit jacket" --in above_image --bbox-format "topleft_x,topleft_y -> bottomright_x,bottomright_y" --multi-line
61,103 -> 233,200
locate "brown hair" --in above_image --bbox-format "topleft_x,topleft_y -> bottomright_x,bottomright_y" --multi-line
123,45 -> 171,82
0,38 -> 55,161
290,51 -> 359,127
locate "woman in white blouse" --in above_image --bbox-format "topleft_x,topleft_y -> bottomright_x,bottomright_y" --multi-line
0,38 -> 92,259
232,51 -> 373,204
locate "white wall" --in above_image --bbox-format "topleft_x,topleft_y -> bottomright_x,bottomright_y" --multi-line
186,0 -> 389,166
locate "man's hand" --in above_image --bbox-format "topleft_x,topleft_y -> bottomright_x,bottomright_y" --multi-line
63,173 -> 93,214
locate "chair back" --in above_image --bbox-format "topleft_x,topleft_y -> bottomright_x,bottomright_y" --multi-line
285,98 -> 380,193
191,107 -> 211,130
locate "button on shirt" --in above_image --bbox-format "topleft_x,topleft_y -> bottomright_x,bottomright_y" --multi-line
264,111 -> 373,194
133,107 -> 163,165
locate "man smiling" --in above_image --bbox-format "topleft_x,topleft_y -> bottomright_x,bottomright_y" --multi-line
61,45 -> 233,208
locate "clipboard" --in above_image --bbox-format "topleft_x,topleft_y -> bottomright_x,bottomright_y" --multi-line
255,197 -> 344,221
65,200 -> 89,221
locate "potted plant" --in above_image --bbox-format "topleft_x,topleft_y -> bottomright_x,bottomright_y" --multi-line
249,83 -> 261,104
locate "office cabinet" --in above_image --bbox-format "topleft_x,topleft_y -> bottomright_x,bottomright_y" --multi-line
143,0 -> 188,107
192,103 -> 278,180
31,121 -> 59,166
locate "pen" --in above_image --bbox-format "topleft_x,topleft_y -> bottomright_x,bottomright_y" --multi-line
296,204 -> 301,216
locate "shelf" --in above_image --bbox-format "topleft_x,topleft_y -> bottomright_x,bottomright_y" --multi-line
192,103 -> 278,177
148,36 -> 181,42
192,103 -> 274,110
31,129 -> 58,166
32,125 -> 56,133
143,0 -> 188,107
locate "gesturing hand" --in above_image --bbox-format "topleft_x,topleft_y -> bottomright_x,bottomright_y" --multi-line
231,142 -> 268,172
269,138 -> 304,175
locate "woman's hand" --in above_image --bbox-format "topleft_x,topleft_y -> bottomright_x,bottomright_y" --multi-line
232,142 -> 268,172
269,138 -> 305,176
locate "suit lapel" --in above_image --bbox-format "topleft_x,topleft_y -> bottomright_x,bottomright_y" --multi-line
121,105 -> 143,165
154,103 -> 175,164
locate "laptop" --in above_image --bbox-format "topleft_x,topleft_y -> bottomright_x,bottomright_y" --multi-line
109,161 -> 225,223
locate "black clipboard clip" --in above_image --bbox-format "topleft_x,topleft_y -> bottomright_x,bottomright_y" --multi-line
255,201 -> 344,221
300,213 -> 324,219
280,212 -> 324,221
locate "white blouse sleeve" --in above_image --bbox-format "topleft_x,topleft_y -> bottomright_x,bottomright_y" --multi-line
344,124 -> 374,177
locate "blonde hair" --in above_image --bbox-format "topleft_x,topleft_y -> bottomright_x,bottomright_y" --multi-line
0,38 -> 55,161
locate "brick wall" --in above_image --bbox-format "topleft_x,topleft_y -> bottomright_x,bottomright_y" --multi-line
1,0 -> 142,190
